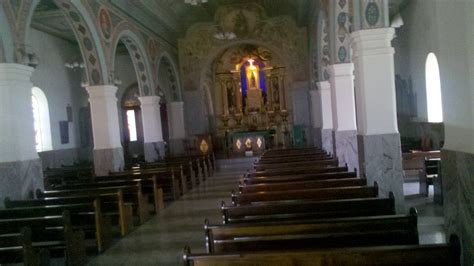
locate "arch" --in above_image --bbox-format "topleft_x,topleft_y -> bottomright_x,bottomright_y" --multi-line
156,51 -> 183,102
317,9 -> 330,81
199,40 -> 291,117
23,0 -> 108,85
110,26 -> 154,97
0,4 -> 15,63
31,86 -> 52,152
425,52 -> 443,123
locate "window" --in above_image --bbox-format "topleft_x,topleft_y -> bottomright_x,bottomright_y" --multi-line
31,87 -> 52,152
425,53 -> 443,123
126,109 -> 138,141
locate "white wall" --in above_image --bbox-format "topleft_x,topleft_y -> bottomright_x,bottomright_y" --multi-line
396,0 -> 474,153
29,28 -> 88,151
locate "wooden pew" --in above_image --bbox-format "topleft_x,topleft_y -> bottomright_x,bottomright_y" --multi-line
419,157 -> 441,196
231,183 -> 378,206
257,154 -> 332,164
6,191 -> 134,237
183,234 -> 461,266
0,200 -> 107,253
0,211 -> 86,265
239,177 -> 367,193
110,169 -> 181,200
50,177 -> 164,216
254,159 -> 338,171
222,193 -> 395,224
0,227 -> 50,266
36,185 -> 150,225
248,165 -> 349,178
244,171 -> 357,185
205,208 -> 419,253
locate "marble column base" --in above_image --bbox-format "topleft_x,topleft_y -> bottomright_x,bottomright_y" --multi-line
169,139 -> 185,156
0,159 -> 43,208
321,129 -> 334,155
93,148 -> 124,176
358,133 -> 405,213
312,127 -> 322,149
441,149 -> 474,266
143,142 -> 165,162
334,130 -> 359,172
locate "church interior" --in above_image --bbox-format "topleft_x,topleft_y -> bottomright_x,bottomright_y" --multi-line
0,0 -> 472,265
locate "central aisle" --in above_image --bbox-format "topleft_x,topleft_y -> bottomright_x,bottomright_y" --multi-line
88,167 -> 245,266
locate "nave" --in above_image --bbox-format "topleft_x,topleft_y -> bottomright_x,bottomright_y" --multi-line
88,150 -> 451,265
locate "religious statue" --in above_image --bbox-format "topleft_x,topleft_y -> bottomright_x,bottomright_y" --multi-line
250,72 -> 257,89
271,77 -> 279,105
226,80 -> 235,111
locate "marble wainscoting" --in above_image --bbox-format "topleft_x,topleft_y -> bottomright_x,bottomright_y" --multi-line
143,141 -> 165,162
39,148 -> 79,169
441,149 -> 474,266
358,133 -> 405,213
0,159 -> 43,207
312,127 -> 322,149
321,129 -> 334,155
334,130 -> 359,173
93,148 -> 124,176
169,139 -> 185,156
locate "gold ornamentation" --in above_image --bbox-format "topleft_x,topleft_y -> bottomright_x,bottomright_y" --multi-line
200,139 -> 209,153
236,139 -> 242,150
245,138 -> 252,149
256,137 -> 263,148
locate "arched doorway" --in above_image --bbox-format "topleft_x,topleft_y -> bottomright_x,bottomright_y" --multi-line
120,83 -> 144,163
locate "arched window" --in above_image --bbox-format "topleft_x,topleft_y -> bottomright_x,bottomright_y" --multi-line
425,53 -> 443,123
31,87 -> 52,152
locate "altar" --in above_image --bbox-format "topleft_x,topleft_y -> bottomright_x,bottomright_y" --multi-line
230,131 -> 268,156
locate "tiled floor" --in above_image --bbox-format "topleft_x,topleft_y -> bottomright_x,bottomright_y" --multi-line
88,165 -> 446,266
88,168 -> 244,266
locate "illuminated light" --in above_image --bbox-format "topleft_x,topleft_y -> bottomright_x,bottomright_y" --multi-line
126,110 -> 138,141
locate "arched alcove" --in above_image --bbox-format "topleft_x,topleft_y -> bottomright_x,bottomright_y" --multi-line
31,86 -> 52,152
425,53 -> 443,123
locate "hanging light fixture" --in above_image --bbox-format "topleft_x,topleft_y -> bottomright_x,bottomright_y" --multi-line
184,0 -> 208,6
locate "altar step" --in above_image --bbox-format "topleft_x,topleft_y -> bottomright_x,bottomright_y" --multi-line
217,157 -> 257,171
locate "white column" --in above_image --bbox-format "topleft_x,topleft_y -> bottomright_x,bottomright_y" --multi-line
351,28 -> 398,136
317,81 -> 334,154
0,64 -> 43,204
328,63 -> 357,132
328,63 -> 359,171
86,85 -> 124,175
168,101 -> 186,155
139,96 -> 164,161
351,28 -> 404,213
0,64 -> 38,162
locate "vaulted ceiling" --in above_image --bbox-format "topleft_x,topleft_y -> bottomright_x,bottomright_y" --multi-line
31,0 -> 409,46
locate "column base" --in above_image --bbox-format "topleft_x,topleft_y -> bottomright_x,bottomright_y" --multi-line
169,139 -> 185,156
93,148 -> 124,176
358,133 -> 404,213
312,127 -> 322,149
143,142 -> 165,162
441,149 -> 474,266
334,130 -> 359,172
322,129 -> 334,155
0,159 -> 43,207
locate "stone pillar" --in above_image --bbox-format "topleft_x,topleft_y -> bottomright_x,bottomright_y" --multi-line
317,81 -> 334,155
86,85 -> 124,176
0,64 -> 43,206
309,90 -> 321,148
328,63 -> 359,172
139,96 -> 165,162
168,101 -> 186,155
351,28 -> 404,213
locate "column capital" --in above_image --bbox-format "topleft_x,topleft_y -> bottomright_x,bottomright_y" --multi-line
317,80 -> 331,91
0,63 -> 34,83
85,85 -> 118,98
138,95 -> 161,106
351,28 -> 395,58
328,63 -> 354,77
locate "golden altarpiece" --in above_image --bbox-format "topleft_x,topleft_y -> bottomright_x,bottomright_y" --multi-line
213,45 -> 292,155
